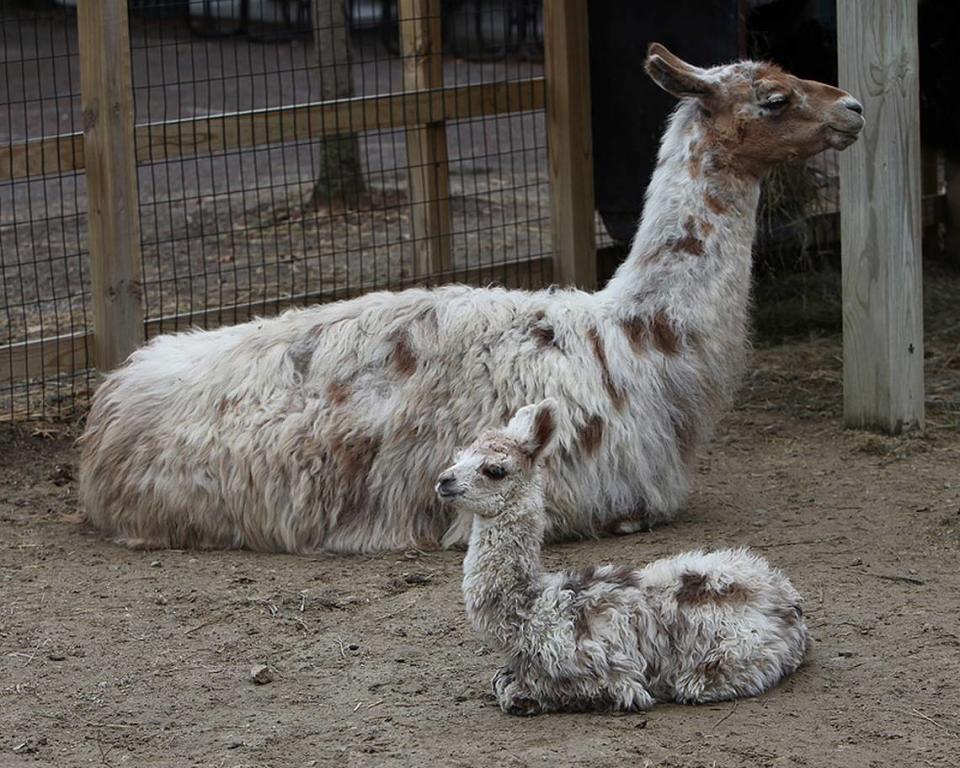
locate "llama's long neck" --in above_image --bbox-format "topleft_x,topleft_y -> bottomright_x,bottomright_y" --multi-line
601,100 -> 761,341
599,100 -> 763,445
462,493 -> 545,648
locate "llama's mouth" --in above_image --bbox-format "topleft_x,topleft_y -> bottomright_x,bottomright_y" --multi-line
827,127 -> 862,150
435,483 -> 465,502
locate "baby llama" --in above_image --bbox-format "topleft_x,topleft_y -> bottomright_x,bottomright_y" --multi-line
438,399 -> 809,715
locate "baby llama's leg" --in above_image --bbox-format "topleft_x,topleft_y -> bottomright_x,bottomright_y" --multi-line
492,665 -> 543,716
674,629 -> 798,704
673,647 -> 741,704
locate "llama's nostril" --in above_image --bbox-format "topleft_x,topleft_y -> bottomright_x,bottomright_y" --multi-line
844,98 -> 863,115
437,476 -> 460,497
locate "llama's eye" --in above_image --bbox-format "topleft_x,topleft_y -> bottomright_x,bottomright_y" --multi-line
482,465 -> 507,480
761,94 -> 789,109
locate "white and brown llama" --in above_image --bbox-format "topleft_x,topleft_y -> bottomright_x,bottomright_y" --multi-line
78,44 -> 864,552
441,398 -> 808,715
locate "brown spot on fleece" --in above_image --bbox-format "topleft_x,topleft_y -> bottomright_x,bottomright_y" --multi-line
651,312 -> 681,356
326,380 -> 351,406
621,316 -> 648,354
704,189 -> 727,214
531,324 -> 556,349
587,327 -> 626,410
390,330 -> 417,376
577,414 -> 604,457
676,571 -> 752,606
674,217 -> 705,256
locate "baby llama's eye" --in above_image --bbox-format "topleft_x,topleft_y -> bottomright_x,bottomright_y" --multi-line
481,465 -> 507,480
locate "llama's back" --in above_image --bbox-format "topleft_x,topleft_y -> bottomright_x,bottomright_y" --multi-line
79,281 -> 697,553
78,285 -> 593,551
638,548 -> 808,702
78,286 -> 488,550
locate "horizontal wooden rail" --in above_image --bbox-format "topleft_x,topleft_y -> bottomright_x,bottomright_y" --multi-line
2,332 -> 90,390
0,78 -> 545,183
1,254 -> 550,387
0,133 -> 85,184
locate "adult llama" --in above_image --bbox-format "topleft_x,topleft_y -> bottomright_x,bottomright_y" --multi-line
79,44 -> 864,552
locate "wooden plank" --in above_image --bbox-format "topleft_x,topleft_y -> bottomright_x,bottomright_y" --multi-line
1,333 -> 90,387
0,256 -> 550,386
77,0 -> 144,373
544,0 -> 596,289
399,0 -> 452,276
0,133 -> 84,182
838,0 -> 924,434
1,79 -> 545,182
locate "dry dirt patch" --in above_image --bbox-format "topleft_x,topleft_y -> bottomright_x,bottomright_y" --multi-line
1,336 -> 959,768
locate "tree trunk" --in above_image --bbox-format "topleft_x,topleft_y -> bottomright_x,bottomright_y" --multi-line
310,0 -> 365,207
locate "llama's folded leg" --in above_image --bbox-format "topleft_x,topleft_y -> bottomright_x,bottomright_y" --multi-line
674,652 -> 740,704
492,665 -> 543,716
604,508 -> 651,536
491,665 -> 514,698
607,678 -> 656,711
499,685 -> 543,716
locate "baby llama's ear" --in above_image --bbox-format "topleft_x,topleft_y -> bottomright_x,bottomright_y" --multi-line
508,398 -> 559,462
645,42 -> 716,100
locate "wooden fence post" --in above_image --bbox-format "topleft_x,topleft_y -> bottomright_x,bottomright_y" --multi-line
544,0 -> 596,289
399,0 -> 453,277
78,0 -> 144,372
837,0 -> 924,434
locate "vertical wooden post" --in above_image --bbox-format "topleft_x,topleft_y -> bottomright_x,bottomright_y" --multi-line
837,0 -> 923,434
399,0 -> 452,277
544,0 -> 596,289
78,0 -> 144,371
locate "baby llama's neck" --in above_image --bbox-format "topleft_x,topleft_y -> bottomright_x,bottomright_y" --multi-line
462,494 -> 546,647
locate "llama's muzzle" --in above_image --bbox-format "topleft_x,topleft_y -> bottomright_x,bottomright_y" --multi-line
436,473 -> 463,500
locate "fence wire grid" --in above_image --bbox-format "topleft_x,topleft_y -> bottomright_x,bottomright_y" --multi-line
1,0 -> 552,421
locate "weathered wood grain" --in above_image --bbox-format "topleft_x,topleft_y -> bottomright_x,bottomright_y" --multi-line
77,0 -> 145,372
1,80 -> 546,182
544,0 -> 596,289
838,0 -> 924,433
399,0 -> 453,276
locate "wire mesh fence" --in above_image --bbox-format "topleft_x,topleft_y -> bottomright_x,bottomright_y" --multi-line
1,3 -> 90,420
1,0 -> 555,421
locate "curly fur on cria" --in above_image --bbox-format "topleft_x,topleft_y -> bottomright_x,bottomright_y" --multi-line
440,399 -> 809,715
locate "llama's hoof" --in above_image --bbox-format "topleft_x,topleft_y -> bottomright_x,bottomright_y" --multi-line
503,696 -> 542,717
493,668 -> 542,716
612,682 -> 656,711
605,514 -> 650,536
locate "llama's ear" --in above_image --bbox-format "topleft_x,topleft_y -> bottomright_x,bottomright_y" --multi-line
645,42 -> 715,100
507,398 -> 559,462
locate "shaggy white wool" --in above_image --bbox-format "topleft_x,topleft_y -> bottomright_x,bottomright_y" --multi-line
78,44 -> 863,553
444,400 -> 808,715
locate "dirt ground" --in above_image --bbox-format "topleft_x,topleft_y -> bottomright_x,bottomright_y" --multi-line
2,315 -> 959,768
